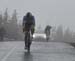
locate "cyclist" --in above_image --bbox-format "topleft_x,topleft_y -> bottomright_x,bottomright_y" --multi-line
22,12 -> 35,50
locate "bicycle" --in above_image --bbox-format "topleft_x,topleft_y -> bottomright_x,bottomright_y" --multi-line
24,29 -> 32,52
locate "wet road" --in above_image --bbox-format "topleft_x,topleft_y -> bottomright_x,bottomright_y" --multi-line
0,41 -> 75,61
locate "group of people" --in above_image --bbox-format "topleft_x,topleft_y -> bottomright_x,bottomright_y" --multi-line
22,12 -> 52,51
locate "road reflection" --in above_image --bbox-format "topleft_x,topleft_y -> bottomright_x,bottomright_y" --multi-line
22,52 -> 33,61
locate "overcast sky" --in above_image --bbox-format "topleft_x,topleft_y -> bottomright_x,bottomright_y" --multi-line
0,0 -> 75,30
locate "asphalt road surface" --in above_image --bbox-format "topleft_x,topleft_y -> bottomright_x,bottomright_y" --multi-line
0,41 -> 75,61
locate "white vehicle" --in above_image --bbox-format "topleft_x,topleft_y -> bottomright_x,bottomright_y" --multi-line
33,32 -> 46,41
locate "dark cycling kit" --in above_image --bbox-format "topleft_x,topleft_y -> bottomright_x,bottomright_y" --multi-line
22,12 -> 35,52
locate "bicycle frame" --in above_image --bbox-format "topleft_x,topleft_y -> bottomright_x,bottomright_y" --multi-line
25,30 -> 32,52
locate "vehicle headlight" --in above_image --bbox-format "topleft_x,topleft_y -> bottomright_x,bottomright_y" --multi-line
33,34 -> 35,38
44,35 -> 46,38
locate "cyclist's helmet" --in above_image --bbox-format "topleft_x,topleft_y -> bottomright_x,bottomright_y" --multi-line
26,12 -> 32,17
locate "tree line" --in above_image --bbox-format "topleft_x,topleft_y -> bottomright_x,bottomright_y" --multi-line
51,25 -> 75,43
0,8 -> 23,41
0,8 -> 75,43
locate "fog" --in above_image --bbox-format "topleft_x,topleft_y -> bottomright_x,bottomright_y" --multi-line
0,0 -> 75,30
0,0 -> 75,42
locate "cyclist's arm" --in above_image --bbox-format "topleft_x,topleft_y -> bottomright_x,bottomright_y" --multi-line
32,16 -> 35,26
22,16 -> 26,27
22,16 -> 27,32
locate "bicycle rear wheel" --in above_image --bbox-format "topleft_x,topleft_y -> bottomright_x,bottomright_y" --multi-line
25,31 -> 31,52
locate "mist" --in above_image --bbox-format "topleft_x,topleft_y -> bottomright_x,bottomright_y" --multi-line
0,0 -> 75,30
0,0 -> 75,42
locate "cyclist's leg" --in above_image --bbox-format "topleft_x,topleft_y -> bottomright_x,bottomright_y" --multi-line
25,32 -> 28,49
25,30 -> 31,51
27,32 -> 31,52
31,27 -> 35,40
31,27 -> 35,34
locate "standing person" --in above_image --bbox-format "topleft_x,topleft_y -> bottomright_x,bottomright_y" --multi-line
44,25 -> 52,41
22,12 -> 35,50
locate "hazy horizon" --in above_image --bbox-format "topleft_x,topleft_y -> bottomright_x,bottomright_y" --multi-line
0,0 -> 75,30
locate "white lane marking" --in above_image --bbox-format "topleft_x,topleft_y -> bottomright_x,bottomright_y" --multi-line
1,47 -> 16,61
